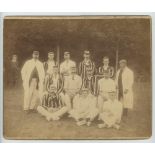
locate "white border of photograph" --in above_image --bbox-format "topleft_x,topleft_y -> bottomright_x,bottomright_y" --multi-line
0,12 -> 154,143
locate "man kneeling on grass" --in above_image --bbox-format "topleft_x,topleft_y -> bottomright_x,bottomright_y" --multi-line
37,85 -> 71,121
98,90 -> 123,130
69,88 -> 98,126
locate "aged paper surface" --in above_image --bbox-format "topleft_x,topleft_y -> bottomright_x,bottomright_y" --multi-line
3,16 -> 151,140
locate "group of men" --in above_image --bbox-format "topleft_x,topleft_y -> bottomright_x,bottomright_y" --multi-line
21,50 -> 134,129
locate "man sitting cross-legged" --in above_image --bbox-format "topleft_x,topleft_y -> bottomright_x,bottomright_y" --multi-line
98,90 -> 123,130
37,85 -> 71,121
69,88 -> 98,126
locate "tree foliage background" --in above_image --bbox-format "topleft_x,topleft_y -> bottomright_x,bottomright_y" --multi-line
4,16 -> 151,82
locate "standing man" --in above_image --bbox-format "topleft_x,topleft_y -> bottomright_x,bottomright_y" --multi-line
44,52 -> 57,75
97,71 -> 116,117
79,50 -> 96,90
44,65 -> 64,93
98,56 -> 114,78
115,59 -> 134,116
10,54 -> 19,87
21,51 -> 45,112
64,66 -> 82,106
60,51 -> 76,78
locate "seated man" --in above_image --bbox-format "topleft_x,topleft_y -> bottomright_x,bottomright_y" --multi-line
98,90 -> 123,130
69,88 -> 98,126
82,68 -> 95,95
37,85 -> 71,121
44,65 -> 64,93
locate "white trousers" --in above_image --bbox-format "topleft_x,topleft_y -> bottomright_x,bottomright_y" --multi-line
37,106 -> 68,120
69,108 -> 98,121
100,112 -> 120,127
23,80 -> 40,110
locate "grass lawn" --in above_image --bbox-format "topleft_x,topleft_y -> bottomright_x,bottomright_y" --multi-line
3,82 -> 152,140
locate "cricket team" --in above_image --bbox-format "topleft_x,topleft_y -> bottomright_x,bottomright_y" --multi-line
21,50 -> 134,129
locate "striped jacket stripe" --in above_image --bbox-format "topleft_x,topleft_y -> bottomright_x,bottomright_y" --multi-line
79,60 -> 96,79
42,93 -> 64,108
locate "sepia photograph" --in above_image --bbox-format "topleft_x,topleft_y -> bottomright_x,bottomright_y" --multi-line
3,15 -> 152,140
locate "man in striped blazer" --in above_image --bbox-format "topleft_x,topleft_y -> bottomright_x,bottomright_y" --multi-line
44,65 -> 64,93
98,56 -> 114,78
43,52 -> 57,75
37,85 -> 71,121
79,50 -> 96,91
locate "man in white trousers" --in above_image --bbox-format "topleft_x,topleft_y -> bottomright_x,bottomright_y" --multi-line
97,71 -> 116,117
115,59 -> 134,116
21,51 -> 45,113
69,88 -> 98,126
37,85 -> 71,121
98,90 -> 123,130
